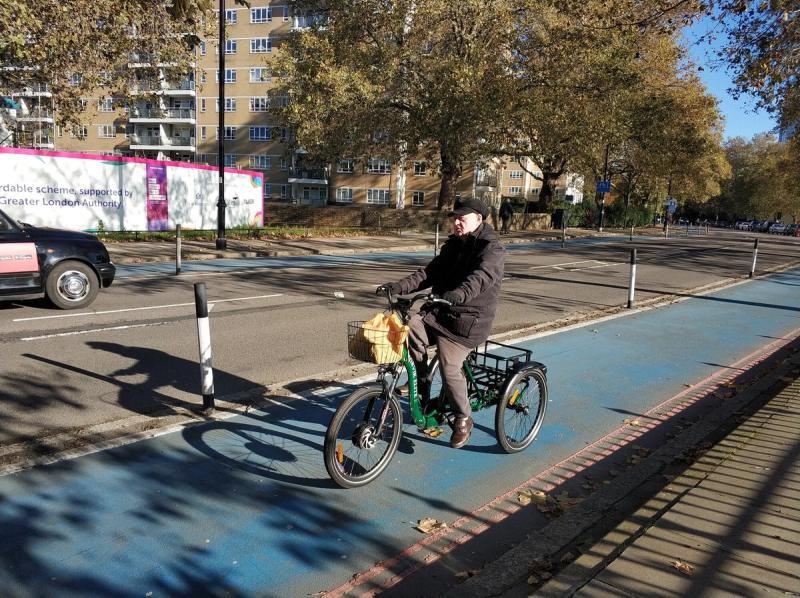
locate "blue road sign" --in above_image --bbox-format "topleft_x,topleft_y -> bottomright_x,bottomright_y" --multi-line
596,180 -> 611,193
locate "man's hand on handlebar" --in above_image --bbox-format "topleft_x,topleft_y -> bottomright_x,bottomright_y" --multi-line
442,289 -> 466,305
376,282 -> 401,296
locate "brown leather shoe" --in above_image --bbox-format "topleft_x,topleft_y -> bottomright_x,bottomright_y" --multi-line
450,416 -> 473,449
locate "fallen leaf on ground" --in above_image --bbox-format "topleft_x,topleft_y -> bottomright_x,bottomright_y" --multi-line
422,427 -> 444,438
454,570 -> 480,580
670,559 -> 695,575
517,489 -> 548,506
527,574 -> 540,585
416,517 -> 447,533
623,418 -> 642,427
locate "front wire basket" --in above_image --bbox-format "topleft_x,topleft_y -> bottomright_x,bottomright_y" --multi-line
347,321 -> 405,364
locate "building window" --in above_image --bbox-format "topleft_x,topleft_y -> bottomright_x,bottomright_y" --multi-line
199,41 -> 206,55
251,7 -> 271,22
250,155 -> 271,170
216,98 -> 236,112
280,184 -> 288,198
413,161 -> 427,176
72,125 -> 88,139
283,6 -> 290,21
68,74 -> 83,86
508,186 -> 522,195
250,37 -> 271,53
367,189 -> 390,204
200,98 -> 206,112
509,170 -> 523,179
367,158 -> 391,174
225,39 -> 237,54
225,8 -> 237,24
249,126 -> 270,141
98,98 -> 114,112
337,159 -> 354,173
411,191 -> 424,206
280,158 -> 288,171
530,187 -> 540,195
263,183 -> 271,198
278,127 -> 288,142
250,97 -> 269,112
250,67 -> 271,82
224,154 -> 237,167
225,69 -> 236,83
224,126 -> 237,140
98,125 -> 115,138
200,71 -> 207,84
336,188 -> 353,202
200,126 -> 207,140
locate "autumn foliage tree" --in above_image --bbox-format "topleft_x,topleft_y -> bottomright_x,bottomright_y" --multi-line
0,0 -> 213,127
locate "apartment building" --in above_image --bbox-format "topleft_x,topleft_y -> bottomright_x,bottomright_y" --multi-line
9,1 -> 577,211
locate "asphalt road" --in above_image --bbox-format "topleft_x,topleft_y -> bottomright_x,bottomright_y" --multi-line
1,238 -> 799,597
1,229 -> 799,453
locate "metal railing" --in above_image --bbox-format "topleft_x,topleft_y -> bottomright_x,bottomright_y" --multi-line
130,135 -> 196,147
288,167 -> 328,179
130,108 -> 196,120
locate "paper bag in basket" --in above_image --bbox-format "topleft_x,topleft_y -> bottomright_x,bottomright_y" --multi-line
350,312 -> 409,363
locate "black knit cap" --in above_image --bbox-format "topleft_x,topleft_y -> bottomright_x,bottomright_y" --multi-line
448,197 -> 489,218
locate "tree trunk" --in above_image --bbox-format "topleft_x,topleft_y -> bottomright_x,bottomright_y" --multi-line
437,150 -> 461,211
539,175 -> 555,212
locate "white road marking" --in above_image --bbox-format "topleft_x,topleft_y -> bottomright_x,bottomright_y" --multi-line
528,260 -> 619,272
12,293 -> 283,322
22,323 -> 158,341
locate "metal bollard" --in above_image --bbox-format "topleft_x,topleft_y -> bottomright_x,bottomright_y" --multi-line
176,223 -> 182,276
194,283 -> 215,413
627,248 -> 637,308
434,223 -> 439,257
665,223 -> 669,238
561,224 -> 566,248
749,238 -> 759,278
630,225 -> 634,241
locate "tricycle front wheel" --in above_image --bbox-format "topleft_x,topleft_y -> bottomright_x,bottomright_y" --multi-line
495,365 -> 548,453
324,385 -> 403,488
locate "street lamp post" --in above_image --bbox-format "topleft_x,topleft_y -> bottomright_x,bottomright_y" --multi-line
216,0 -> 227,250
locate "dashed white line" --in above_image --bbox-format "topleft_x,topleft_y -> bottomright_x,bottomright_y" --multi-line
12,293 -> 283,322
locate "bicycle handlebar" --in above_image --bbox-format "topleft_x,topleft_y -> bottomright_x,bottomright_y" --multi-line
377,289 -> 451,314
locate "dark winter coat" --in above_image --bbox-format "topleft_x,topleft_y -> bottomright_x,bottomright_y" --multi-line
395,222 -> 505,347
499,201 -> 514,219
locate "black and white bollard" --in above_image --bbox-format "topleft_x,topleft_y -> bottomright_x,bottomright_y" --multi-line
629,225 -> 634,241
176,224 -> 182,276
749,238 -> 759,278
434,223 -> 439,257
194,282 -> 215,413
627,248 -> 637,309
561,223 -> 566,248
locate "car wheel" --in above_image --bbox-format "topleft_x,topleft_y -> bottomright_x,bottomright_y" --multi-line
45,260 -> 99,309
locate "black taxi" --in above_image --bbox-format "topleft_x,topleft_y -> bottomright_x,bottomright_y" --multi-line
0,208 -> 115,309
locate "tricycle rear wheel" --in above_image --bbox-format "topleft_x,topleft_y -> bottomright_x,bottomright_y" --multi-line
495,365 -> 548,453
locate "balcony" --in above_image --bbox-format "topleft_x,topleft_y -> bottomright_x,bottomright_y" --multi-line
17,109 -> 55,123
287,167 -> 328,184
129,134 -> 196,152
129,107 -> 196,124
132,80 -> 195,95
475,174 -> 498,189
12,84 -> 52,97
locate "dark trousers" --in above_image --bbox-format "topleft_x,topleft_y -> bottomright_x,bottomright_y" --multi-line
501,217 -> 510,233
408,313 -> 472,417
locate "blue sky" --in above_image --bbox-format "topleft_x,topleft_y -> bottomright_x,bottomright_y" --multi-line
683,17 -> 778,141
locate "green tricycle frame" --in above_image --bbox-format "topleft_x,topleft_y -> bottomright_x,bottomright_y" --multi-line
324,292 -> 549,488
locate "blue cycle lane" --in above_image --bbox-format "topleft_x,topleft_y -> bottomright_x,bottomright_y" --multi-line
2,266 -> 799,597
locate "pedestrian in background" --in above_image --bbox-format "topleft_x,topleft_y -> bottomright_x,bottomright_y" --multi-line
499,198 -> 513,235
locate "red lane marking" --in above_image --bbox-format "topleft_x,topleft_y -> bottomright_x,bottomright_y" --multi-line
324,327 -> 800,597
